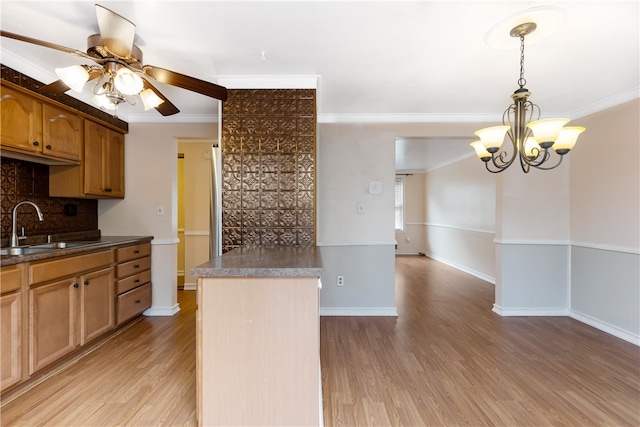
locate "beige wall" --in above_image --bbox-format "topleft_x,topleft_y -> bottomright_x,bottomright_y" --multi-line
570,99 -> 639,249
98,122 -> 217,314
569,99 -> 639,340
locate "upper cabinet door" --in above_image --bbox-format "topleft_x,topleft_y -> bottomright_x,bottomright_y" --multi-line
106,131 -> 125,198
0,85 -> 42,152
42,104 -> 83,162
83,120 -> 109,196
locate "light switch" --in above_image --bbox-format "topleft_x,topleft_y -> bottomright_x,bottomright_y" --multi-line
368,180 -> 383,194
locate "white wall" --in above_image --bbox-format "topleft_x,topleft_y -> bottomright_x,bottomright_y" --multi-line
99,122 -> 217,315
569,99 -> 639,343
422,155 -> 496,283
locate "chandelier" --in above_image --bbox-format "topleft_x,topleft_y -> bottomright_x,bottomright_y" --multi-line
470,22 -> 585,173
55,61 -> 164,115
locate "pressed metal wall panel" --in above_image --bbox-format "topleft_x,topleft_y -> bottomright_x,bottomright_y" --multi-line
221,89 -> 316,253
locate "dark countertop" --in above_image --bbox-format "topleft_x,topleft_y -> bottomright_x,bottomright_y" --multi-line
191,247 -> 323,277
0,236 -> 154,266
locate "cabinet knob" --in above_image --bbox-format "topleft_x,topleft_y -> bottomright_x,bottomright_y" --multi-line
135,299 -> 141,304
32,141 -> 39,147
105,188 -> 112,192
134,264 -> 139,269
45,144 -> 52,150
134,279 -> 140,283
134,250 -> 140,254
73,283 -> 79,288
84,280 -> 90,285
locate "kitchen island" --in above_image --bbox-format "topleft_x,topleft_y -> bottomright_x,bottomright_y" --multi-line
191,247 -> 323,427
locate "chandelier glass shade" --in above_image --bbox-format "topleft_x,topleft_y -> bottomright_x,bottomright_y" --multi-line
470,22 -> 585,173
55,63 -> 164,114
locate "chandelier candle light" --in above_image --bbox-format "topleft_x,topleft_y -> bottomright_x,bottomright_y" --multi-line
470,22 -> 585,173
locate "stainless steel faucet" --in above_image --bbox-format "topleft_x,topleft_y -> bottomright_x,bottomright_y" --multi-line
10,201 -> 44,247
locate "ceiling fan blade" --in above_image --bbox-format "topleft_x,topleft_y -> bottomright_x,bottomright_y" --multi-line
39,80 -> 70,94
1,30 -> 94,60
95,4 -> 135,58
143,66 -> 228,101
142,79 -> 180,116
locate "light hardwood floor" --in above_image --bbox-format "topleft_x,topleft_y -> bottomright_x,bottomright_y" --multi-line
2,255 -> 639,426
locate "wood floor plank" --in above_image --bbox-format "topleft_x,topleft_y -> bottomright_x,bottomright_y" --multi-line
2,255 -> 638,426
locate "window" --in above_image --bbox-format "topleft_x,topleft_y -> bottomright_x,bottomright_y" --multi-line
395,177 -> 404,231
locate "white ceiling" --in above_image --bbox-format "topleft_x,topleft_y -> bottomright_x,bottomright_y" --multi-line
1,1 -> 638,173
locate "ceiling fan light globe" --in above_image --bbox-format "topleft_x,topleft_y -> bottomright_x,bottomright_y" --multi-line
55,65 -> 90,93
114,67 -> 143,95
92,94 -> 117,110
139,89 -> 164,110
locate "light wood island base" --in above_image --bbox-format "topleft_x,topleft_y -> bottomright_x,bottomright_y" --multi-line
192,247 -> 323,427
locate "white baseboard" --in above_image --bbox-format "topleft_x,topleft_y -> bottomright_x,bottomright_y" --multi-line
320,307 -> 398,316
144,304 -> 181,316
569,310 -> 640,346
492,304 -> 569,317
425,253 -> 495,284
183,283 -> 197,291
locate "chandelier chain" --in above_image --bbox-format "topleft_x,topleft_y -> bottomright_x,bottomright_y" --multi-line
518,35 -> 527,89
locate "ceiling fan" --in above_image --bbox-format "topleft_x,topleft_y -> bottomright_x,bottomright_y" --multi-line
1,4 -> 228,117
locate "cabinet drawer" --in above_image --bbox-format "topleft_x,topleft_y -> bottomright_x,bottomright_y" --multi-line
30,250 -> 114,285
117,282 -> 151,324
117,243 -> 151,263
117,256 -> 150,279
1,265 -> 21,294
117,270 -> 151,295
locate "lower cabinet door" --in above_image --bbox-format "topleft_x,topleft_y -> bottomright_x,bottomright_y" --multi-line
80,267 -> 115,345
29,278 -> 77,374
117,283 -> 152,324
1,291 -> 22,391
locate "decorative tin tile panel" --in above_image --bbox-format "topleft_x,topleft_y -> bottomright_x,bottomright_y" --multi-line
0,157 -> 98,243
221,89 -> 316,252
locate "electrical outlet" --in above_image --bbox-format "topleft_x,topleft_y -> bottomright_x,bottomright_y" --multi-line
337,275 -> 344,287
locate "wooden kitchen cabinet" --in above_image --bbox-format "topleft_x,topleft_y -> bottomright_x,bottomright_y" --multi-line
116,243 -> 152,324
49,119 -> 125,198
79,267 -> 115,345
84,120 -> 124,197
29,277 -> 77,374
29,250 -> 115,374
1,265 -> 23,392
1,84 -> 82,163
0,85 -> 41,153
42,103 -> 83,161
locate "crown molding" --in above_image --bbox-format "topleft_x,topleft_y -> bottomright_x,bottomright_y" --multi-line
215,75 -> 319,89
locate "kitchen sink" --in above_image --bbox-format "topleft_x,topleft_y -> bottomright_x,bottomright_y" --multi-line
0,246 -> 55,256
30,241 -> 97,249
1,241 -> 99,256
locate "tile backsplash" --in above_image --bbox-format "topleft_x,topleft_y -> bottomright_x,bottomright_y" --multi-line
0,157 -> 98,242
